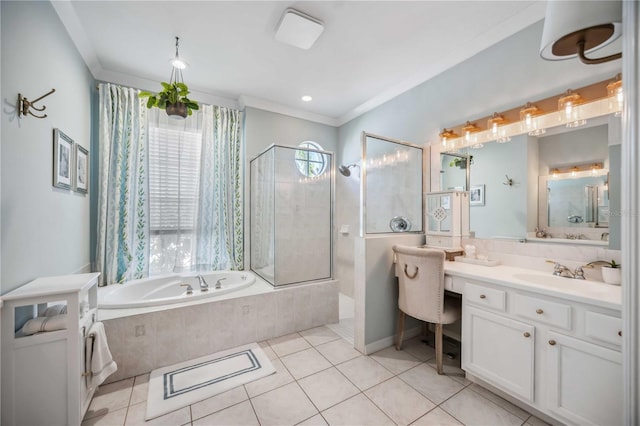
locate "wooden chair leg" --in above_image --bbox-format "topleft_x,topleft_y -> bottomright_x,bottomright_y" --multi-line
435,323 -> 444,374
395,310 -> 406,350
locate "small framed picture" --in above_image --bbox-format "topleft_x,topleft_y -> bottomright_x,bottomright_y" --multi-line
53,129 -> 73,190
470,184 -> 485,206
74,144 -> 89,194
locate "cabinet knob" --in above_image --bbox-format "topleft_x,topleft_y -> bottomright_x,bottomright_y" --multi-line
549,339 -> 557,346
479,294 -> 486,299
618,331 -> 622,337
523,332 -> 531,338
536,308 -> 544,314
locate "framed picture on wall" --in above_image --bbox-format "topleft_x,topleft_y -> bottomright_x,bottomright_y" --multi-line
470,184 -> 485,206
74,144 -> 89,194
53,129 -> 73,190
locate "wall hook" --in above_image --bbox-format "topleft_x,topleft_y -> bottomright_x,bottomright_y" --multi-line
503,174 -> 515,186
18,88 -> 56,119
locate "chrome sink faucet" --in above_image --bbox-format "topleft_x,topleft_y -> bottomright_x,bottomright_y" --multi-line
196,274 -> 209,291
546,260 -> 586,279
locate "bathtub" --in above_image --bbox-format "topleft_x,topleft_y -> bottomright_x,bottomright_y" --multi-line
99,271 -> 255,309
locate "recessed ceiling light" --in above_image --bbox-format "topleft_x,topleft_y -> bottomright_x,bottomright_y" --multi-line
275,8 -> 324,50
301,95 -> 313,102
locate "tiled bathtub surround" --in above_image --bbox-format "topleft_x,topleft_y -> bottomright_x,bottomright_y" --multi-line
102,280 -> 339,383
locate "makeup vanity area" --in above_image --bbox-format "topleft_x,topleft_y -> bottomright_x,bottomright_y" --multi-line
420,87 -> 624,424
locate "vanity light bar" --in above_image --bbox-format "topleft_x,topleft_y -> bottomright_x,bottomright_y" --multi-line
550,162 -> 605,176
440,74 -> 621,152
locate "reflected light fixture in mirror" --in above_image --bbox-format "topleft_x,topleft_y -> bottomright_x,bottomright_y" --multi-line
558,89 -> 586,128
539,0 -> 622,65
607,74 -> 623,116
520,102 -> 546,136
487,112 -> 511,143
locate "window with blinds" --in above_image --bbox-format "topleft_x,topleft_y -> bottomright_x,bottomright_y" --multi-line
148,125 -> 203,274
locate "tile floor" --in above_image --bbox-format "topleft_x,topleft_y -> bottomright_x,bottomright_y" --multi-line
82,326 -> 549,426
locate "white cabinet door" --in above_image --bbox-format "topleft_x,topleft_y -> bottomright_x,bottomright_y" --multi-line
463,306 -> 535,402
545,331 -> 622,426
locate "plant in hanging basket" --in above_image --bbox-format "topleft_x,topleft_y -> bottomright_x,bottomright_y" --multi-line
139,82 -> 199,118
449,155 -> 473,168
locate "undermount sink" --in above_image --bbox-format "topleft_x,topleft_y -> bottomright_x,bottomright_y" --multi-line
512,273 -> 608,290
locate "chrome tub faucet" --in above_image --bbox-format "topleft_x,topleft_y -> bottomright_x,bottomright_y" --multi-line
196,274 -> 209,291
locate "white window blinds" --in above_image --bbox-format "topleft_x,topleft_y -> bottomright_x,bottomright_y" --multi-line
148,126 -> 202,233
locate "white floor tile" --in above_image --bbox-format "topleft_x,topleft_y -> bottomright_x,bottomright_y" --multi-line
192,400 -> 259,426
468,383 -> 531,420
399,363 -> 464,404
244,358 -> 295,398
268,333 -> 312,357
297,367 -> 360,411
321,394 -> 395,426
281,347 -> 333,379
125,402 -> 191,426
440,388 -> 524,426
85,378 -> 134,419
370,346 -> 421,375
296,413 -> 328,426
411,407 -> 463,426
300,326 -> 342,346
251,382 -> 318,426
81,407 -> 127,426
130,374 -> 149,406
190,386 -> 248,421
365,377 -> 436,425
335,356 -> 394,391
315,339 -> 361,365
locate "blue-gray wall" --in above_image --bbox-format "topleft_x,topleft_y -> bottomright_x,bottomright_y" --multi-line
337,20 -> 621,346
1,1 -> 94,295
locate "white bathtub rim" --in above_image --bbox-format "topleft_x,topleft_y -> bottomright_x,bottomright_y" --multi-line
99,271 -> 255,310
98,276 -> 338,321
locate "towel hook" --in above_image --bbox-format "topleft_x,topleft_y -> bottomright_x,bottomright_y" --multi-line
18,88 -> 56,119
404,264 -> 419,279
503,174 -> 515,186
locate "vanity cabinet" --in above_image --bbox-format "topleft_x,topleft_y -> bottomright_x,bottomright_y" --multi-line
464,306 -> 535,402
545,331 -> 622,426
459,276 -> 622,426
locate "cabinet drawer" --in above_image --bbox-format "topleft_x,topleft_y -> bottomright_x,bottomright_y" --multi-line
465,283 -> 506,312
585,311 -> 622,346
513,294 -> 572,330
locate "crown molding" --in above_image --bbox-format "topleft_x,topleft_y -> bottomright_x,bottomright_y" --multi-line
238,95 -> 340,127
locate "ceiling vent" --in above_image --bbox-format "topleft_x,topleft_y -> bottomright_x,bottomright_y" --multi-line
275,8 -> 324,50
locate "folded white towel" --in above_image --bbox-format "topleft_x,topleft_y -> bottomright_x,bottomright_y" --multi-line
21,314 -> 68,335
85,321 -> 117,390
42,304 -> 68,317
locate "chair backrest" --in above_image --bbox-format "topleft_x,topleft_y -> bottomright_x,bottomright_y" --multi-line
392,245 -> 445,324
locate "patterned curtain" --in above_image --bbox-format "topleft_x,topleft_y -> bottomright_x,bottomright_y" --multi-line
196,105 -> 244,270
96,83 -> 149,284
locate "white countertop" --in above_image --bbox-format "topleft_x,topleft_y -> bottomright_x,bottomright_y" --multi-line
1,272 -> 101,301
444,261 -> 622,310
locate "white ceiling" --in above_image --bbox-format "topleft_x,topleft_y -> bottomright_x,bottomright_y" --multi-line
54,1 -> 547,126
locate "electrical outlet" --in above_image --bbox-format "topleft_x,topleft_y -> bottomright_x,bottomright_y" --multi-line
135,325 -> 145,337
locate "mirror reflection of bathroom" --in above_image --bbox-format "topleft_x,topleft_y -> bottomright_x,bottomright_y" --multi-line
440,119 -> 620,248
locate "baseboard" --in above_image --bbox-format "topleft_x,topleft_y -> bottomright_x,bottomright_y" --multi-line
364,326 -> 422,355
74,263 -> 92,274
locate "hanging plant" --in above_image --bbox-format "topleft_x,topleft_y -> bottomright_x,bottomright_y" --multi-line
139,82 -> 199,118
449,156 -> 473,169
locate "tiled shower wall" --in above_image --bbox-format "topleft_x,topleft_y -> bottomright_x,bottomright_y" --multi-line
103,280 -> 339,383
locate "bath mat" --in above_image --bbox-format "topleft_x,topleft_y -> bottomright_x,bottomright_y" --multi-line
146,342 -> 275,420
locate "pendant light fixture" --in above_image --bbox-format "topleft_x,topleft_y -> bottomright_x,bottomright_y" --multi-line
439,128 -> 459,147
487,113 -> 510,143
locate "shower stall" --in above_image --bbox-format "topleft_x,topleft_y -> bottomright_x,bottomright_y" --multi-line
250,144 -> 333,286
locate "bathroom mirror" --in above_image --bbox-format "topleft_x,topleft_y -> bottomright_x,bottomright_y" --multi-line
362,132 -> 425,235
453,118 -> 620,248
439,153 -> 470,191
